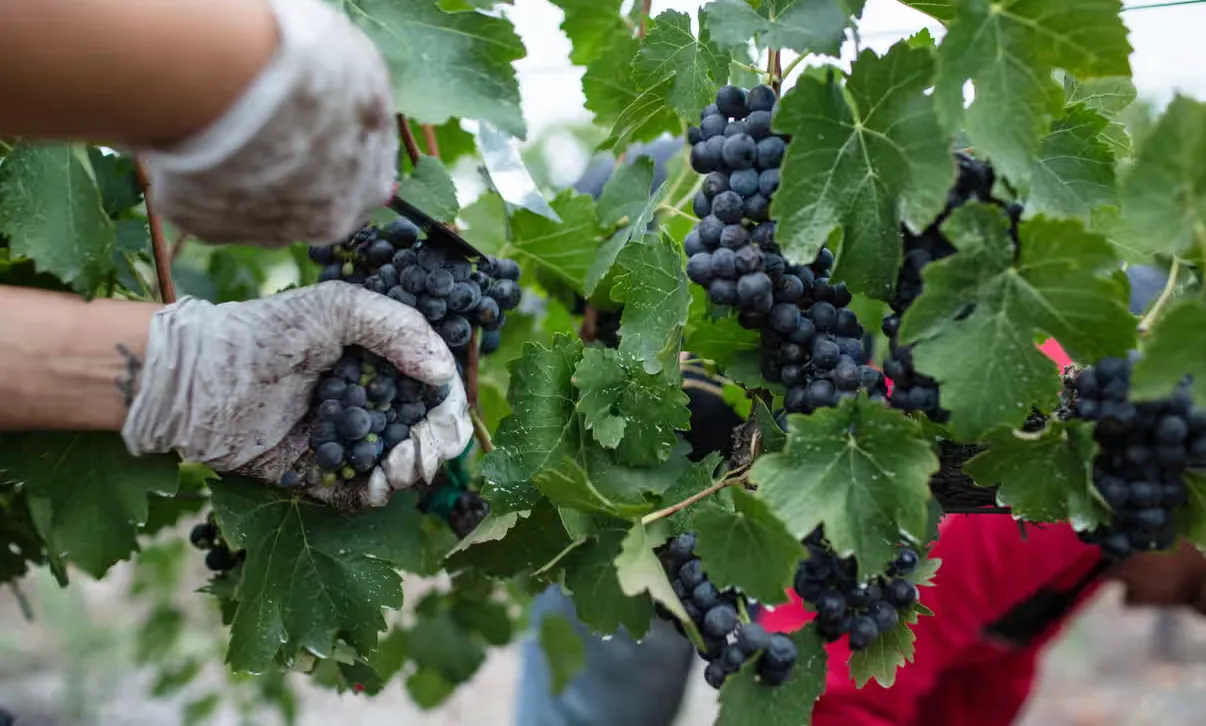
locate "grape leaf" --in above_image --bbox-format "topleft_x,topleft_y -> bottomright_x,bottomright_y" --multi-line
0,142 -> 116,296
611,233 -> 693,374
1029,104 -> 1117,220
715,626 -> 828,726
405,601 -> 486,686
572,347 -> 691,466
614,522 -> 694,626
749,396 -> 938,575
504,190 -> 604,292
446,500 -> 575,577
551,0 -> 628,67
1119,95 -> 1206,259
633,10 -> 729,119
661,452 -> 729,535
447,510 -> 527,555
0,433 -> 180,579
703,0 -> 851,56
437,0 -> 511,11
684,287 -> 761,367
480,335 -> 584,513
396,155 -> 459,222
693,489 -> 803,604
774,42 -> 953,300
1131,297 -> 1206,405
928,0 -> 1132,184
88,148 -> 143,217
562,525 -> 654,637
1064,75 -> 1137,117
0,485 -> 46,584
598,156 -> 657,229
587,36 -> 681,150
539,613 -> 587,694
964,421 -> 1109,526
847,598 -> 921,688
534,457 -> 654,518
754,398 -> 787,453
899,205 -> 1134,439
343,0 -> 526,138
209,480 -> 426,673
1175,471 -> 1206,549
586,156 -> 666,295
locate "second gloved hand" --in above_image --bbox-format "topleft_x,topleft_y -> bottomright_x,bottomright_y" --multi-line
122,282 -> 472,510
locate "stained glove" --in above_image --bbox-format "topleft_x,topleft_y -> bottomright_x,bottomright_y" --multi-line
121,282 -> 473,510
139,0 -> 398,248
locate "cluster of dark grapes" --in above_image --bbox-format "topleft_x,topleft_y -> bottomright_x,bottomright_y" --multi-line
418,469 -> 492,539
308,216 -> 522,356
657,532 -> 799,689
793,527 -> 920,651
189,513 -> 245,574
683,84 -> 886,414
882,152 -> 1022,422
280,346 -> 449,489
1071,356 -> 1204,559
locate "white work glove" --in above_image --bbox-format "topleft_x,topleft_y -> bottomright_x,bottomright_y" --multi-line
139,0 -> 398,248
122,282 -> 473,510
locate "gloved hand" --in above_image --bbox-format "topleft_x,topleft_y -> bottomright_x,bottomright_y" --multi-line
139,0 -> 398,248
122,282 -> 473,510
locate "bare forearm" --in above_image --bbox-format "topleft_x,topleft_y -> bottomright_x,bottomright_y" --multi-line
0,287 -> 161,431
0,0 -> 279,148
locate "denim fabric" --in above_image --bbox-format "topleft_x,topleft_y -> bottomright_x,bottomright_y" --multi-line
513,586 -> 695,726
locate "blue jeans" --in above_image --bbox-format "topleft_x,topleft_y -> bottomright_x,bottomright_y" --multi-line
514,587 -> 695,726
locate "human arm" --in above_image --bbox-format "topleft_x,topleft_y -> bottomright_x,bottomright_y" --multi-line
1,0 -> 398,248
0,0 -> 278,149
0,286 -> 160,432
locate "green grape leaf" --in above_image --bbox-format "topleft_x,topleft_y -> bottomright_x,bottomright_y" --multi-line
587,36 -> 681,150
899,205 -> 1134,439
611,233 -> 693,374
0,485 -> 46,584
715,626 -> 828,726
754,398 -> 788,453
563,525 -> 654,637
749,396 -> 938,575
539,613 -> 587,694
614,522 -> 694,627
1131,297 -> 1206,404
1064,75 -> 1137,117
0,142 -> 116,296
587,156 -> 668,295
446,500 -> 575,577
633,10 -> 729,119
685,287 -> 761,367
459,191 -> 508,256
447,510 -> 526,555
406,668 -> 456,709
343,0 -> 526,138
0,433 -> 179,579
396,155 -> 459,222
598,156 -> 657,229
88,148 -> 143,217
551,0 -> 628,67
929,0 -> 1132,184
572,347 -> 691,466
533,457 -> 654,518
693,489 -> 803,604
1029,104 -> 1117,220
406,602 -> 487,686
480,335 -> 585,513
1119,95 -> 1206,259
964,421 -> 1109,526
209,480 -> 427,673
774,42 -> 953,299
1175,471 -> 1206,549
703,0 -> 851,57
661,452 -> 729,535
505,190 -> 604,292
847,598 -> 921,687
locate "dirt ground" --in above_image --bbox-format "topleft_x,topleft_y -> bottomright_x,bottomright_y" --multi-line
4,558 -> 1206,726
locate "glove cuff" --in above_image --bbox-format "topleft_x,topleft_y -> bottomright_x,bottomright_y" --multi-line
120,296 -> 210,457
138,0 -> 341,175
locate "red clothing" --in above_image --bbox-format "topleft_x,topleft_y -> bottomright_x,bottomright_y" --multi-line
756,339 -> 1102,725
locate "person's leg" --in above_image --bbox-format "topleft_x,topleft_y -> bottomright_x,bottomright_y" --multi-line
514,586 -> 696,726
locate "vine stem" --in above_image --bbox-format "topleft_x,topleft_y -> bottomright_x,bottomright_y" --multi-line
466,329 -> 481,409
1139,258 -> 1181,332
135,160 -> 177,304
767,49 -> 782,96
580,305 -> 599,342
470,408 -> 494,453
642,471 -> 745,524
638,0 -> 652,37
421,124 -> 441,158
395,114 -> 422,166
